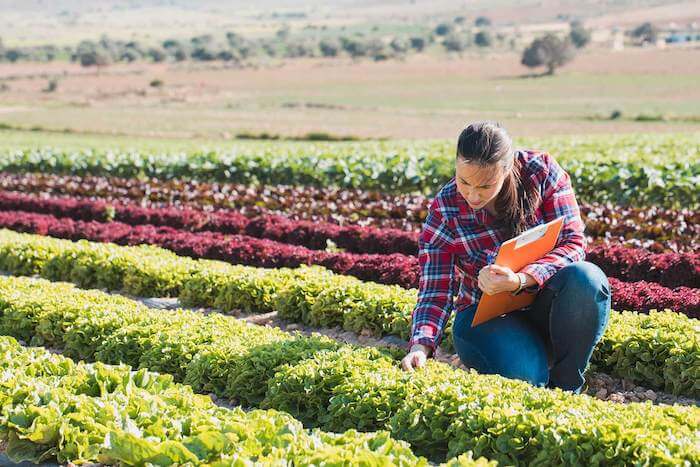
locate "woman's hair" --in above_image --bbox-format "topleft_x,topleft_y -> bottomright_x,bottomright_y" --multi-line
456,121 -> 540,238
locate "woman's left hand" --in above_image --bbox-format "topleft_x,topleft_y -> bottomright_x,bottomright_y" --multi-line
477,264 -> 519,295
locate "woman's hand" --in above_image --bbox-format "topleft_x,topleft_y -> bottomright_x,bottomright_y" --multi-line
401,344 -> 431,372
477,264 -> 520,295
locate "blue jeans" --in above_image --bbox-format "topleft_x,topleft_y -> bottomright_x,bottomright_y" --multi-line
452,261 -> 611,393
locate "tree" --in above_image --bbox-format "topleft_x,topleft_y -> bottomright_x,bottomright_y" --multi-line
521,34 -> 576,75
190,35 -> 213,47
73,40 -> 109,67
235,42 -> 254,60
319,38 -> 340,57
4,49 -> 20,62
569,21 -> 591,48
443,33 -> 467,52
409,36 -> 426,51
340,37 -> 369,58
162,39 -> 181,49
147,47 -> 167,63
173,47 -> 188,61
97,35 -> 119,62
78,50 -> 110,67
284,40 -> 317,58
216,50 -> 235,61
632,22 -> 658,44
124,41 -> 145,57
434,22 -> 455,36
366,38 -> 390,60
474,30 -> 493,47
191,46 -> 217,61
224,32 -> 255,59
120,48 -> 140,63
225,31 -> 244,48
475,16 -> 491,27
43,46 -> 58,61
260,39 -> 278,57
162,39 -> 185,61
390,37 -> 409,54
276,25 -> 290,40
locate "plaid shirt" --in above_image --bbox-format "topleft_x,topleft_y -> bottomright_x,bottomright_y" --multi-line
409,149 -> 587,352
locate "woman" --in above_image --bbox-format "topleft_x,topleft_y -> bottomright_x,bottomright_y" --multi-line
401,121 -> 611,394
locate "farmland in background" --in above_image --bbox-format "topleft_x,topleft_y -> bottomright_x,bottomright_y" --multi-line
1,0 -> 699,139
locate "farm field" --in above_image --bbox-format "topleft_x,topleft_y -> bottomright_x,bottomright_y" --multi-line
1,46 -> 700,139
0,129 -> 697,465
0,0 -> 699,463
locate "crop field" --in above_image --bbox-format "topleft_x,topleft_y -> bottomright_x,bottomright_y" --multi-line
0,0 -> 698,463
0,129 -> 696,466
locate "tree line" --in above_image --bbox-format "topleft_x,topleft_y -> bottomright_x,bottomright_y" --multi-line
1,18 -> 669,76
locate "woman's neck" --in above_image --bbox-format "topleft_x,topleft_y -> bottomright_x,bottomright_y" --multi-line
484,198 -> 498,216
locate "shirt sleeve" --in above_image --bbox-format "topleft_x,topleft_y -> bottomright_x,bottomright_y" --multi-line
408,206 -> 458,353
519,154 -> 587,290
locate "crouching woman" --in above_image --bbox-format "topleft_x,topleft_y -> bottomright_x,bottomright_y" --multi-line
401,121 -> 610,393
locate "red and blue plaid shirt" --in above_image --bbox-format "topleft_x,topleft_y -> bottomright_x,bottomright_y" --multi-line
409,149 -> 587,352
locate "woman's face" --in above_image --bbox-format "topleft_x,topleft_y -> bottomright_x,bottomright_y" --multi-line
455,159 -> 508,210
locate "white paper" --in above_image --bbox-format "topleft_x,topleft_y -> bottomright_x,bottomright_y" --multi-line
514,223 -> 548,250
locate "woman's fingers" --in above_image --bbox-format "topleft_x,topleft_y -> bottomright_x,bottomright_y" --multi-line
479,274 -> 495,295
489,264 -> 513,275
401,353 -> 415,371
481,273 -> 514,295
414,352 -> 426,368
401,351 -> 426,372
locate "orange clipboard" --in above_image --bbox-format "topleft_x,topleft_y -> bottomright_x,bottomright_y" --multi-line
471,216 -> 565,327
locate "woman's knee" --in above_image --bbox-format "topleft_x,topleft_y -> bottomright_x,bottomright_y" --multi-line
556,262 -> 611,311
452,312 -> 549,387
550,261 -> 611,338
560,261 -> 609,292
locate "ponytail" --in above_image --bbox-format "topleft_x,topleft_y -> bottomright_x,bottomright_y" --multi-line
493,156 -> 540,238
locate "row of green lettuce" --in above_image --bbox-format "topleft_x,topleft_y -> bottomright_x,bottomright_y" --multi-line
0,336 -> 493,466
0,135 -> 698,206
1,131 -> 697,164
0,229 -> 697,399
0,275 -> 697,466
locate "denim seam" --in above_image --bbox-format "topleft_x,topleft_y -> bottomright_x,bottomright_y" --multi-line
543,282 -> 561,386
591,278 -> 612,346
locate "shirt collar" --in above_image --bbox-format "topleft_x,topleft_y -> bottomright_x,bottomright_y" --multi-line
455,190 -> 495,226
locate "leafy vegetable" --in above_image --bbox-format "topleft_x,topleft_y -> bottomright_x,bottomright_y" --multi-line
0,230 -> 697,396
0,275 -> 697,465
0,335 -> 439,466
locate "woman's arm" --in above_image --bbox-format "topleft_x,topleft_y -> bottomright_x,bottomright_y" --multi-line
519,154 -> 587,290
408,207 -> 458,357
